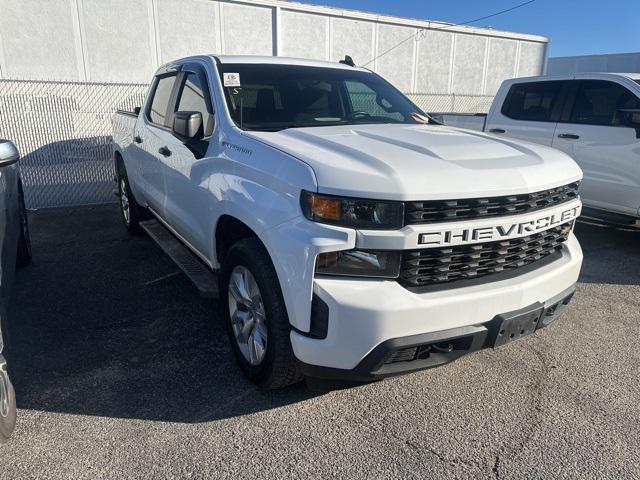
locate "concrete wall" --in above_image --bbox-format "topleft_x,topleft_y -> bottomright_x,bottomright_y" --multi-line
0,0 -> 548,94
547,52 -> 640,75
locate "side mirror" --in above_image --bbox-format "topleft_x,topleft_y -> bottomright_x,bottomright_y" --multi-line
173,111 -> 203,141
0,140 -> 20,166
617,108 -> 640,138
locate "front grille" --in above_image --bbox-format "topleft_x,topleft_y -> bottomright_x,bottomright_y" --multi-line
405,182 -> 580,225
399,225 -> 570,288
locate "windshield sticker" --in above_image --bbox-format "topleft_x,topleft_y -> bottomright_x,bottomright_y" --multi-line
223,72 -> 241,87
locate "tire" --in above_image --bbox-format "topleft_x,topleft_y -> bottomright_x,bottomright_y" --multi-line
16,185 -> 32,269
117,163 -> 148,235
221,237 -> 303,389
0,361 -> 16,443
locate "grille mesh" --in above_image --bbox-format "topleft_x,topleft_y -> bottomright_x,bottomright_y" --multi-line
399,225 -> 570,288
405,183 -> 580,225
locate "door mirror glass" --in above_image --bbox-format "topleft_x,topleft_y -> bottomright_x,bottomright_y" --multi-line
172,111 -> 203,141
0,140 -> 19,166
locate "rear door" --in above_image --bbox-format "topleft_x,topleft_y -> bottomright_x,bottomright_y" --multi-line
552,79 -> 640,216
136,71 -> 180,214
486,80 -> 565,146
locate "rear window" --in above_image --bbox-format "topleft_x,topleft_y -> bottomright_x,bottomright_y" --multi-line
502,81 -> 563,122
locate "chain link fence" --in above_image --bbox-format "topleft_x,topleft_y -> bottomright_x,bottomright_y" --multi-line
407,93 -> 494,114
0,80 -> 148,208
0,79 -> 493,208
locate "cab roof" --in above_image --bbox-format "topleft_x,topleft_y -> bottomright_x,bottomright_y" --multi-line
211,54 -> 371,72
506,72 -> 640,83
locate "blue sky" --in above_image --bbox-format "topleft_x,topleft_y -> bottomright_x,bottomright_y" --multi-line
305,0 -> 639,57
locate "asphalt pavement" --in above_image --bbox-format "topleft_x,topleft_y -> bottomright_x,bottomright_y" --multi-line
0,204 -> 638,479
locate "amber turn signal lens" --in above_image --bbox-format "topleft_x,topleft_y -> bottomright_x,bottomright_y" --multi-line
300,190 -> 404,230
307,195 -> 341,221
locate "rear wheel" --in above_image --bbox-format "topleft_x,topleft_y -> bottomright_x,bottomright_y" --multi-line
16,186 -> 31,269
117,164 -> 148,235
221,238 -> 303,389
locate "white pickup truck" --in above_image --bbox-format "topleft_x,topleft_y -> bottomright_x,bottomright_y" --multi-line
435,73 -> 640,226
113,55 -> 583,389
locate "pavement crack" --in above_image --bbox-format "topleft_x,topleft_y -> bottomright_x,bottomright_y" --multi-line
490,343 -> 551,476
492,454 -> 501,478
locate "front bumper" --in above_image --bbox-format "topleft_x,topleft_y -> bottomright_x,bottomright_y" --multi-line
301,285 -> 575,383
290,234 -> 582,377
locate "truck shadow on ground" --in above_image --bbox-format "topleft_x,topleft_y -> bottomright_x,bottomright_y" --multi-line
6,205 -> 638,424
8,205 -> 317,423
575,218 -> 640,285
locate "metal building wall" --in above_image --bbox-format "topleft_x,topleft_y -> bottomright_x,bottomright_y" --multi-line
0,0 -> 548,93
0,0 -> 548,208
547,52 -> 640,75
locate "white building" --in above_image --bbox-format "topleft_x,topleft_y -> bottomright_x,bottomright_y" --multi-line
0,0 -> 548,96
0,0 -> 550,208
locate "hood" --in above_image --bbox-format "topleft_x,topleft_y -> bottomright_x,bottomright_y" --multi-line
245,124 -> 583,201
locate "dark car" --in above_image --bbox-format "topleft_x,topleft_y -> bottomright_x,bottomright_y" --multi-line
0,139 -> 32,442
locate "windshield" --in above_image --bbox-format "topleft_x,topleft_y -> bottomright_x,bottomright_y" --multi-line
218,63 -> 428,131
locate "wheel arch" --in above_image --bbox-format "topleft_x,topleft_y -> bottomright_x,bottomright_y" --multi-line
215,214 -> 261,265
114,150 -> 124,174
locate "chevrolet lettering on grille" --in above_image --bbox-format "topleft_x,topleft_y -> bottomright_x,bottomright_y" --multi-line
418,205 -> 580,247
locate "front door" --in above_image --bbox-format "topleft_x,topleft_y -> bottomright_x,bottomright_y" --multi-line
552,80 -> 640,216
156,67 -> 217,260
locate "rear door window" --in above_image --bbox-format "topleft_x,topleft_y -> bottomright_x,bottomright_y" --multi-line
502,81 -> 563,122
147,75 -> 177,126
569,80 -> 640,126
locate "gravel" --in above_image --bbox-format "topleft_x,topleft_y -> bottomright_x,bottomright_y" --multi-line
1,205 -> 638,479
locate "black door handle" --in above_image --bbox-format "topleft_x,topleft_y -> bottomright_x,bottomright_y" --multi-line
134,135 -> 143,144
158,146 -> 172,157
558,133 -> 580,139
489,128 -> 506,133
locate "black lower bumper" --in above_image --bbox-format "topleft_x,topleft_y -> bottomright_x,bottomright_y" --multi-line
301,285 -> 575,388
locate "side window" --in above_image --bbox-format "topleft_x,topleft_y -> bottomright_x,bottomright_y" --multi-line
569,80 -> 640,126
502,81 -> 562,122
176,72 -> 214,136
148,75 -> 177,126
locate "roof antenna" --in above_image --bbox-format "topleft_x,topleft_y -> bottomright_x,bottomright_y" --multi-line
339,55 -> 355,67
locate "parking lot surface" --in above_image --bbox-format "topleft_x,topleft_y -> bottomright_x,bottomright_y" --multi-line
1,204 -> 639,479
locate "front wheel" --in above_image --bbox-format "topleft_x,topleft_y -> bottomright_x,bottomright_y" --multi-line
221,238 -> 303,389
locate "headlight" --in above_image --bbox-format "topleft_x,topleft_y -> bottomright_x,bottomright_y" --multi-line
301,191 -> 404,230
316,250 -> 401,278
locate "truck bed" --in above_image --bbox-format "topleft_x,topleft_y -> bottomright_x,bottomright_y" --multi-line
112,110 -> 138,159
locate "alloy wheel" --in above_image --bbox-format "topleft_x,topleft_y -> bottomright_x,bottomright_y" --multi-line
228,266 -> 268,366
119,178 -> 130,225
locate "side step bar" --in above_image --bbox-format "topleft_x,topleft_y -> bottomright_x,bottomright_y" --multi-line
580,207 -> 640,228
140,219 -> 220,299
